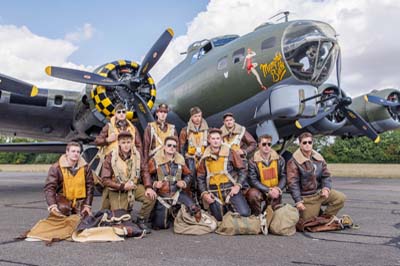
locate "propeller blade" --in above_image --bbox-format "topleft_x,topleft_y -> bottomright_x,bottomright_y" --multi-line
0,73 -> 39,97
137,28 -> 174,77
131,92 -> 155,130
364,95 -> 400,108
295,105 -> 336,129
45,66 -> 125,86
336,48 -> 342,98
342,107 -> 380,143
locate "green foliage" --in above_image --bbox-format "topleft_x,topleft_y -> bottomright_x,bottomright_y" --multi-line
320,130 -> 400,163
0,137 -> 60,164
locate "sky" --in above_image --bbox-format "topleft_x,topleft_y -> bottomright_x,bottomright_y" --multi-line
0,0 -> 399,97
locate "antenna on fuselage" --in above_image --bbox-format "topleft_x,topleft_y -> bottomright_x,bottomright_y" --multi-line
269,10 -> 290,22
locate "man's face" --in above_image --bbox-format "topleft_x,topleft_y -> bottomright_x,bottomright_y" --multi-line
191,112 -> 202,125
300,137 -> 313,153
119,137 -> 132,154
115,109 -> 126,122
157,110 -> 168,122
224,116 -> 235,129
164,140 -> 177,156
66,146 -> 81,162
208,133 -> 222,149
258,138 -> 272,154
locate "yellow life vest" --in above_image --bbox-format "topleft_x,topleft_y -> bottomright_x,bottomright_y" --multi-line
222,125 -> 245,152
187,131 -> 207,156
61,166 -> 86,207
104,117 -> 136,155
257,160 -> 279,187
204,146 -> 236,202
149,122 -> 175,157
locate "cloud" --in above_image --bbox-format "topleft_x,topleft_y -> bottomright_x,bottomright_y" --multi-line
64,23 -> 95,42
152,0 -> 400,97
0,24 -> 93,90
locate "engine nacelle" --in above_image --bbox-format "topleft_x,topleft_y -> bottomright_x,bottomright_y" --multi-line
86,60 -> 156,123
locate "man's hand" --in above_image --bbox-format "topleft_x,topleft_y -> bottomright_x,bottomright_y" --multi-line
203,193 -> 215,204
321,188 -> 330,199
268,187 -> 280,199
296,202 -> 306,211
49,206 -> 66,218
229,185 -> 241,197
80,206 -> 92,217
176,180 -> 186,188
124,181 -> 136,191
145,188 -> 157,200
107,133 -> 117,143
154,181 -> 163,189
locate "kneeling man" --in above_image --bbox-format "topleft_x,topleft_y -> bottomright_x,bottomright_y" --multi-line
287,132 -> 346,220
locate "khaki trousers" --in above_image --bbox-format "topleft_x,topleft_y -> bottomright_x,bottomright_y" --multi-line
301,189 -> 346,220
101,184 -> 156,220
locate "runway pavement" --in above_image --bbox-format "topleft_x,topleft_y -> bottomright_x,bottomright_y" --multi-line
0,172 -> 399,266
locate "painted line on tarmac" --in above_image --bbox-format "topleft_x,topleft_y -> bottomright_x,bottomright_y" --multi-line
291,261 -> 336,266
4,200 -> 46,210
0,259 -> 38,266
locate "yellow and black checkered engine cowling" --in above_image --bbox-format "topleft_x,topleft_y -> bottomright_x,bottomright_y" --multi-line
89,60 -> 156,121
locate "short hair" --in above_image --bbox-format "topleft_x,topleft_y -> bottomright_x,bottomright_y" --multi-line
208,128 -> 222,137
298,132 -> 313,142
114,103 -> 126,112
66,142 -> 81,152
164,136 -> 178,145
156,103 -> 169,113
118,131 -> 133,140
190,106 -> 202,116
258,134 -> 272,143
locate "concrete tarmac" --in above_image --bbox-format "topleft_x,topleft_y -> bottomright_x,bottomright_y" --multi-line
0,172 -> 399,266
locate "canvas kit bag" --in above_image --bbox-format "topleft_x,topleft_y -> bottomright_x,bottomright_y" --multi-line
174,205 -> 218,235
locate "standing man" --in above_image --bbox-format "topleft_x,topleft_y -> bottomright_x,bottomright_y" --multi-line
287,132 -> 346,220
95,103 -> 143,157
143,103 -> 178,163
197,128 -> 251,221
245,135 -> 286,215
179,106 -> 209,199
44,142 -> 94,217
220,112 -> 257,160
100,131 -> 156,233
148,136 -> 201,229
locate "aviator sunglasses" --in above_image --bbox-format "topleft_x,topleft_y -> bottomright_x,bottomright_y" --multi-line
116,110 -> 126,114
302,141 -> 313,145
166,143 -> 177,148
261,142 -> 272,147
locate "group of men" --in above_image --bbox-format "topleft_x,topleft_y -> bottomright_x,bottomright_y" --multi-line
44,102 -> 346,235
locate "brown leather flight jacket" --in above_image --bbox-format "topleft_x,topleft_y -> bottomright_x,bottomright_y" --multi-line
286,149 -> 332,203
148,153 -> 192,197
94,122 -> 144,157
44,158 -> 94,208
143,121 -> 179,163
220,124 -> 257,157
247,150 -> 287,194
101,150 -> 152,191
197,146 -> 247,195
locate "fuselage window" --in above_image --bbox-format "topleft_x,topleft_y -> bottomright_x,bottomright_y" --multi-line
217,56 -> 228,70
232,48 -> 245,64
191,53 -> 199,64
261,37 -> 276,50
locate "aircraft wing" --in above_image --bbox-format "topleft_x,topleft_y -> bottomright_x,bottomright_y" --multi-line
0,142 -> 67,153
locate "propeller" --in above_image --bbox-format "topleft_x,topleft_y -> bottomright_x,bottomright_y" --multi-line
0,73 -> 39,97
295,48 -> 381,143
364,94 -> 400,108
45,28 -> 174,129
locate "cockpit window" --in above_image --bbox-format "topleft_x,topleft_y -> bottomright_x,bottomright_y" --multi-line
190,41 -> 213,64
261,37 -> 276,50
283,21 -> 338,86
212,36 -> 238,47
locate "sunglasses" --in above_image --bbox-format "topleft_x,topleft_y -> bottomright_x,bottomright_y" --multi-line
302,141 -> 313,145
261,142 -> 272,147
166,144 -> 177,148
116,110 -> 126,114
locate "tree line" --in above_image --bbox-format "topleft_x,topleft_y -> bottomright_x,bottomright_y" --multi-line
0,130 -> 399,164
